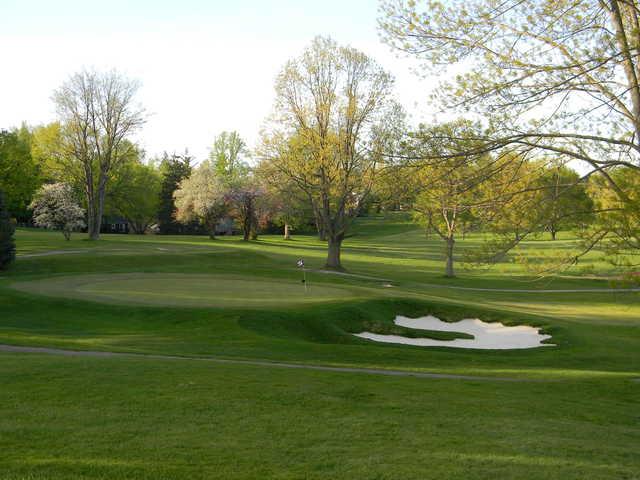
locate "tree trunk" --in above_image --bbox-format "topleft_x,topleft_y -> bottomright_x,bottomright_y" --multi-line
325,235 -> 343,269
550,225 -> 557,240
88,207 -> 101,240
243,220 -> 250,241
445,236 -> 455,277
284,223 -> 291,240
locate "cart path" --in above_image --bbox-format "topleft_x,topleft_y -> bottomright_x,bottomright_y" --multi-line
0,343 -> 529,382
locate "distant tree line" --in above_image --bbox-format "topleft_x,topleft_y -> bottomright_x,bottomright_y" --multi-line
1,23 -> 638,276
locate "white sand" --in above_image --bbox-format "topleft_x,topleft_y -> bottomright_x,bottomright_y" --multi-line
354,315 -> 553,349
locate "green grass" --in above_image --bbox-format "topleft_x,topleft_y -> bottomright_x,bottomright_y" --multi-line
0,218 -> 639,479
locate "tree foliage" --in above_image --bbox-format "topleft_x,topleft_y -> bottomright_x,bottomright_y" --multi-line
261,36 -> 398,269
0,129 -> 40,221
29,183 -> 85,240
106,156 -> 162,234
157,152 -> 194,235
173,161 -> 228,239
380,0 -> 640,260
408,121 -> 490,276
209,131 -> 249,183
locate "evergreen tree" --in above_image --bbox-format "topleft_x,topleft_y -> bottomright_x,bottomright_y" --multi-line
157,152 -> 193,234
0,189 -> 16,270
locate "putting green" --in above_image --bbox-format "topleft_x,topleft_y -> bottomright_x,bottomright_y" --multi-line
11,273 -> 361,308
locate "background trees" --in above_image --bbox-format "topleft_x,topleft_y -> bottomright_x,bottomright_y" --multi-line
0,190 -> 15,269
209,131 -> 249,182
379,0 -> 640,259
0,129 -> 40,221
262,36 -> 397,269
407,122 -> 490,277
53,70 -> 145,240
106,156 -> 162,234
173,161 -> 228,239
158,153 -> 194,235
29,183 -> 85,240
536,165 -> 593,240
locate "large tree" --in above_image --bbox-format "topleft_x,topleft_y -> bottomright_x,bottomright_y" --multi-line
0,129 -> 40,221
262,36 -> 397,269
157,152 -> 194,234
53,70 -> 145,240
380,0 -> 640,257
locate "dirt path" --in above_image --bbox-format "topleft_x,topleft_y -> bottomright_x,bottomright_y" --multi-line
0,344 -> 528,382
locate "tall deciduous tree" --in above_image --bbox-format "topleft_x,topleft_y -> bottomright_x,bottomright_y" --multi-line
263,36 -> 397,269
380,0 -> 640,255
0,189 -> 15,270
173,161 -> 228,239
53,70 -> 145,240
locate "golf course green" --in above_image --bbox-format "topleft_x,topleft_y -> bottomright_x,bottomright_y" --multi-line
1,216 -> 638,479
11,273 -> 362,308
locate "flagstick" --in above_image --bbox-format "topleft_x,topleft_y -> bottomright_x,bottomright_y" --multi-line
303,267 -> 308,292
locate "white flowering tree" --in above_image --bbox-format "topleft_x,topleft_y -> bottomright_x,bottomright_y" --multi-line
173,161 -> 228,239
30,183 -> 85,240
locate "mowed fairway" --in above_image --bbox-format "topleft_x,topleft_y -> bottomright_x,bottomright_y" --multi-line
1,216 -> 639,479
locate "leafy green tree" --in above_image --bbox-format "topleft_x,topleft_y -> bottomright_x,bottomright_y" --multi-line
536,164 -> 594,240
0,189 -> 15,269
157,152 -> 194,234
408,122 -> 488,277
107,158 -> 162,234
585,168 -> 640,267
29,183 -> 85,240
209,131 -> 249,183
173,161 -> 228,239
30,122 -> 77,185
262,36 -> 397,269
0,129 -> 40,221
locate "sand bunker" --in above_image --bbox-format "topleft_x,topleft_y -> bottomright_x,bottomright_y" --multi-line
354,315 -> 553,349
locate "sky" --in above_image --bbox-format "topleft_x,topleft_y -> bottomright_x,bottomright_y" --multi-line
1,0 -> 435,162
